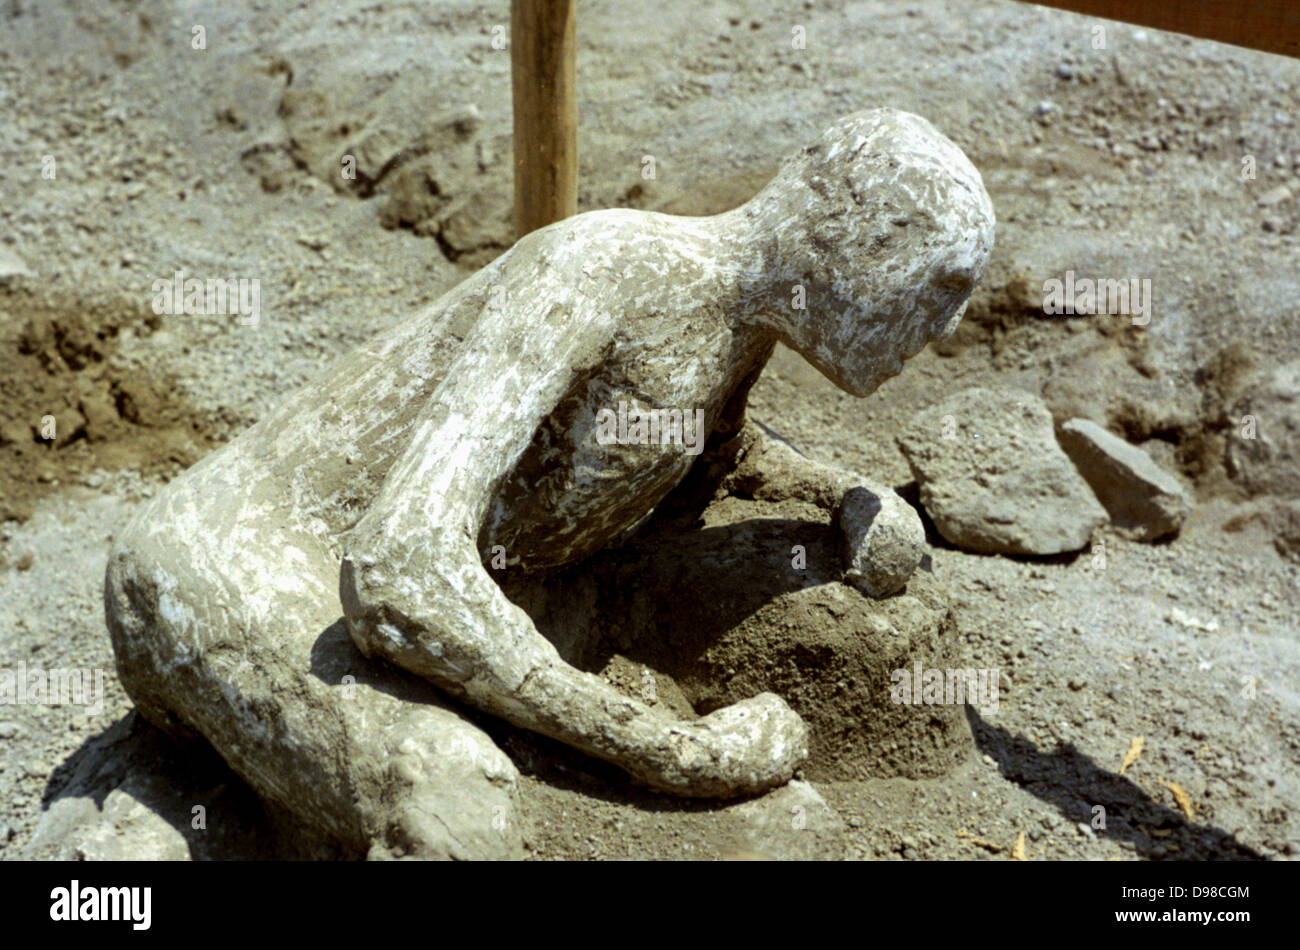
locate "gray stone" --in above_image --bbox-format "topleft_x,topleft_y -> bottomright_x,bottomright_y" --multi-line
837,485 -> 926,597
22,797 -> 100,858
1058,418 -> 1192,540
898,388 -> 1106,555
1257,185 -> 1293,208
0,247 -> 32,282
726,781 -> 846,860
725,422 -> 925,597
23,789 -> 189,861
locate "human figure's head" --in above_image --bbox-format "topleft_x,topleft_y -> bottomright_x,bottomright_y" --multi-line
736,109 -> 995,396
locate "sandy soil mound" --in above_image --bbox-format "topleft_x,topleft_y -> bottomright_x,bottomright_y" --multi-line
0,286 -> 219,523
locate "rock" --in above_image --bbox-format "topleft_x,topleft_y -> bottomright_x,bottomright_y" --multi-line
0,247 -> 32,282
1257,185 -> 1293,207
239,143 -> 298,194
22,797 -> 99,858
897,388 -> 1106,555
1057,418 -> 1191,540
23,787 -> 189,861
1167,607 -> 1219,632
1227,360 -> 1300,498
836,485 -> 925,597
725,780 -> 846,860
728,422 -> 926,597
434,187 -> 513,262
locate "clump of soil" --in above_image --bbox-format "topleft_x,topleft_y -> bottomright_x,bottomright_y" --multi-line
504,487 -> 974,784
0,286 -> 221,522
248,78 -> 516,267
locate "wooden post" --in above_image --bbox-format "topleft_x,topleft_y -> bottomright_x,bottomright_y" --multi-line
511,0 -> 578,239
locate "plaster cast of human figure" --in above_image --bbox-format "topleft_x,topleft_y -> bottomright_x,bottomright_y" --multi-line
106,109 -> 993,837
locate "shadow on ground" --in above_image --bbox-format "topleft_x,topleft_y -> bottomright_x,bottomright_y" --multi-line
969,708 -> 1262,860
29,714 -> 336,860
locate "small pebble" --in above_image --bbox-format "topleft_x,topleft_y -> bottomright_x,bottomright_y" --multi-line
1258,185 -> 1292,207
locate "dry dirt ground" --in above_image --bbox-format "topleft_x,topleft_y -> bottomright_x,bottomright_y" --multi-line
1,0 -> 1297,860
